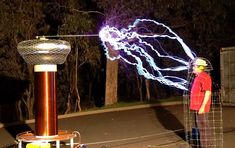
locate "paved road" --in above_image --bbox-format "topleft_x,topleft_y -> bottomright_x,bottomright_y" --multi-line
0,104 -> 235,148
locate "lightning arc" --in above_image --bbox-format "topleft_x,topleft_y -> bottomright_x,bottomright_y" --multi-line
99,19 -> 196,90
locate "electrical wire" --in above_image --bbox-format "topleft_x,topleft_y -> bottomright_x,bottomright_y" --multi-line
64,129 -> 186,147
36,34 -> 99,39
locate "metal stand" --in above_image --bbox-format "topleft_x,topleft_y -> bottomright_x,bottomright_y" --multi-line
16,130 -> 81,148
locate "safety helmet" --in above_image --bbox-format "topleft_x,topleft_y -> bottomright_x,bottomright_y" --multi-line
190,57 -> 213,71
194,58 -> 208,66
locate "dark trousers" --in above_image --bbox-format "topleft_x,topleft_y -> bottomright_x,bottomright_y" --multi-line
195,113 -> 213,148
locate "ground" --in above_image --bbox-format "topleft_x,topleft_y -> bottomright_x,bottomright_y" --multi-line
0,103 -> 234,147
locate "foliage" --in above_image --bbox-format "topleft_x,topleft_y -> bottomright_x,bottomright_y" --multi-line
0,0 -> 48,122
95,0 -> 154,28
0,0 -> 46,79
56,0 -> 103,112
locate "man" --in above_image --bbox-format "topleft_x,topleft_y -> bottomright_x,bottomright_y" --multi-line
190,57 -> 212,147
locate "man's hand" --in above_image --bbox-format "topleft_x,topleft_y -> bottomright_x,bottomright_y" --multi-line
198,90 -> 211,114
198,106 -> 205,114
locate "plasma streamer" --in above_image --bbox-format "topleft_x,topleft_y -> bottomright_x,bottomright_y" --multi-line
99,19 -> 196,90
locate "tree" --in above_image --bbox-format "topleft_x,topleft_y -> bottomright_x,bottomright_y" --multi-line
0,0 -> 48,121
57,0 -> 102,112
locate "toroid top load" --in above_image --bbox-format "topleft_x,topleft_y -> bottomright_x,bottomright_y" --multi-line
17,38 -> 71,65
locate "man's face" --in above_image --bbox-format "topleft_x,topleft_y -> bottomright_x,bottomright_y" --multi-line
192,65 -> 202,74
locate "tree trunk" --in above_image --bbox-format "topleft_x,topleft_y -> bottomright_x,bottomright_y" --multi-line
88,81 -> 93,102
66,45 -> 81,113
137,76 -> 143,102
74,87 -> 81,112
27,81 -> 34,119
17,100 -> 23,121
105,59 -> 118,105
105,43 -> 119,105
65,94 -> 71,114
74,45 -> 81,111
145,79 -> 151,101
22,65 -> 34,119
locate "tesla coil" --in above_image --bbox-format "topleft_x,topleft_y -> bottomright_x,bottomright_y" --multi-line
16,38 -> 81,148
